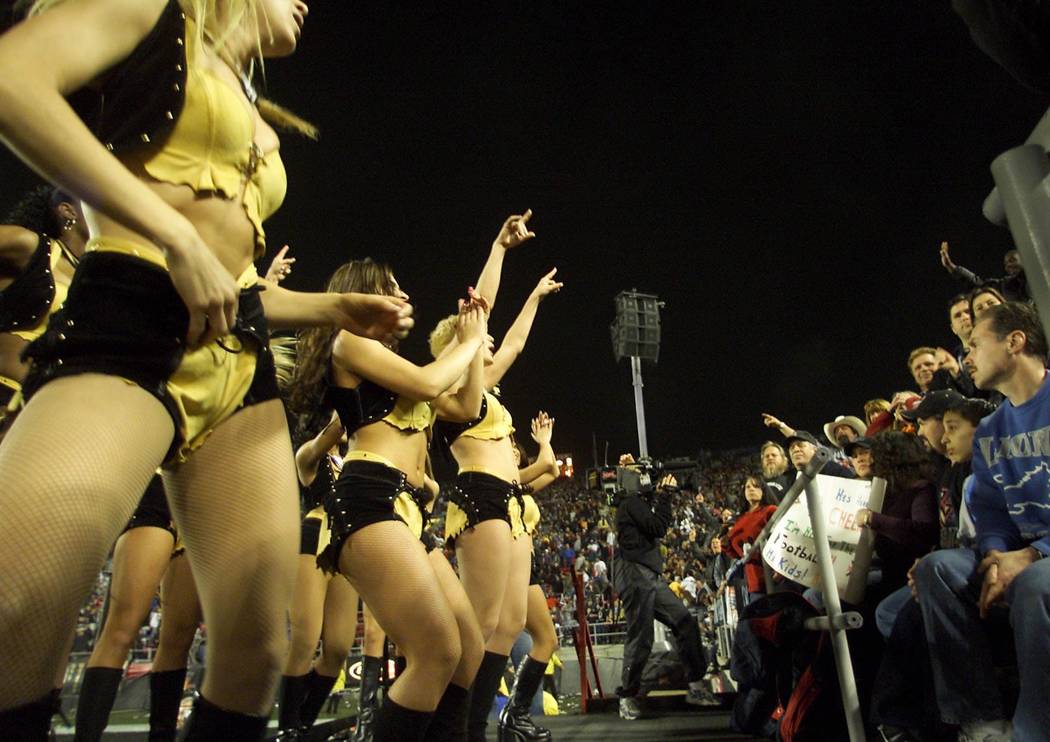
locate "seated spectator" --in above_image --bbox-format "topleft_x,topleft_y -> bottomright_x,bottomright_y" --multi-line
855,431 -> 939,597
783,430 -> 856,479
843,437 -> 874,480
822,415 -> 866,449
915,302 -> 1050,741
969,285 -> 1007,322
909,346 -> 941,394
863,398 -> 891,429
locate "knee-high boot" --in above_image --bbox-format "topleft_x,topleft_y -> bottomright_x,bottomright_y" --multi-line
278,674 -> 309,732
497,656 -> 551,742
298,669 -> 338,730
0,692 -> 56,741
182,694 -> 268,741
372,697 -> 433,742
73,667 -> 123,742
147,668 -> 187,742
423,683 -> 470,742
466,652 -> 508,742
352,656 -> 382,742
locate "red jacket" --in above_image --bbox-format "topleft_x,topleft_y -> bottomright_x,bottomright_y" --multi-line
724,505 -> 778,593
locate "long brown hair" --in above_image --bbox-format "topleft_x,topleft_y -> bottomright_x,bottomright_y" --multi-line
287,258 -> 397,436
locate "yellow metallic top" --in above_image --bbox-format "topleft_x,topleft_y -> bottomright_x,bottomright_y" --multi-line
122,17 -> 286,257
460,391 -> 515,441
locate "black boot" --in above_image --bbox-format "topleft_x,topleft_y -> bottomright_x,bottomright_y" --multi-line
372,698 -> 433,742
298,670 -> 338,731
352,656 -> 382,742
148,668 -> 187,742
422,683 -> 469,742
497,657 -> 551,742
73,667 -> 123,742
466,652 -> 508,742
278,674 -> 309,732
0,692 -> 54,741
182,694 -> 268,741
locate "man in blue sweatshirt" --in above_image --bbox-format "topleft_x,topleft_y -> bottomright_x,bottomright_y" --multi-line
915,302 -> 1049,742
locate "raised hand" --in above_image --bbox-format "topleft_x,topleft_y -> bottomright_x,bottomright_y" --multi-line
456,301 -> 487,344
532,267 -> 564,300
165,230 -> 239,348
531,410 -> 555,445
493,209 -> 536,250
939,241 -> 956,273
265,245 -> 296,283
334,294 -> 414,344
761,413 -> 784,430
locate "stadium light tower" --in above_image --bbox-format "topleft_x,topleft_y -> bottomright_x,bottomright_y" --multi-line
610,290 -> 663,459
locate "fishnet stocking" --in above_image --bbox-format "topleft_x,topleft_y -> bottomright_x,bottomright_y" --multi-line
428,550 -> 484,689
341,521 -> 461,711
163,399 -> 299,715
315,574 -> 358,677
0,376 -> 174,708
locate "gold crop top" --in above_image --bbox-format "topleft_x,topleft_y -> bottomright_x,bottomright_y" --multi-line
458,391 -> 515,441
121,17 -> 286,257
384,395 -> 437,433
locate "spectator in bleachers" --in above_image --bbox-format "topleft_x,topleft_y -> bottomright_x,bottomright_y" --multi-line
760,441 -> 792,503
940,241 -> 1029,303
855,431 -> 939,597
915,302 -> 1049,742
843,437 -> 873,480
784,431 -> 855,478
909,347 -> 940,393
722,475 -> 778,599
863,399 -> 892,429
822,415 -> 866,449
970,285 -> 1007,322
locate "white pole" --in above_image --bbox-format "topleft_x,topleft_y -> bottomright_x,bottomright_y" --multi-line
630,355 -> 649,459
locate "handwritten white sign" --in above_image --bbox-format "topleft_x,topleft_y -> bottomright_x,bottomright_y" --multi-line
761,474 -> 881,597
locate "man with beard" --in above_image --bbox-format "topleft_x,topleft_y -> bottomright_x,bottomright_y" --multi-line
759,441 -> 792,502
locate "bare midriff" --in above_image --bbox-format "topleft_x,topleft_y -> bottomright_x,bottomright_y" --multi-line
450,436 -> 518,483
84,174 -> 258,278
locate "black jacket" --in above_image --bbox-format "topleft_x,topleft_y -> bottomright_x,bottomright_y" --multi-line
615,492 -> 673,573
71,0 -> 188,155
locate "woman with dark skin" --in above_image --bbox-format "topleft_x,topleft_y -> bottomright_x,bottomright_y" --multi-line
0,2 -> 411,737
0,186 -> 88,423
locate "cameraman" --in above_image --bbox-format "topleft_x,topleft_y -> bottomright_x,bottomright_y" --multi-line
614,472 -> 715,720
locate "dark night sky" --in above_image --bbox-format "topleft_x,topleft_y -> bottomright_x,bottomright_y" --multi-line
1,2 -> 1046,465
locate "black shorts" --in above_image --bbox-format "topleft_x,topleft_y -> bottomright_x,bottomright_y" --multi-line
300,516 -> 322,555
444,470 -> 527,546
123,475 -> 175,538
21,251 -> 279,465
318,459 -> 432,574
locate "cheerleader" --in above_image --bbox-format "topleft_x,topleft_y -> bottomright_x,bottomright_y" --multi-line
0,2 -> 412,737
498,414 -> 561,742
429,257 -> 563,742
277,415 -> 360,737
288,258 -> 487,742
